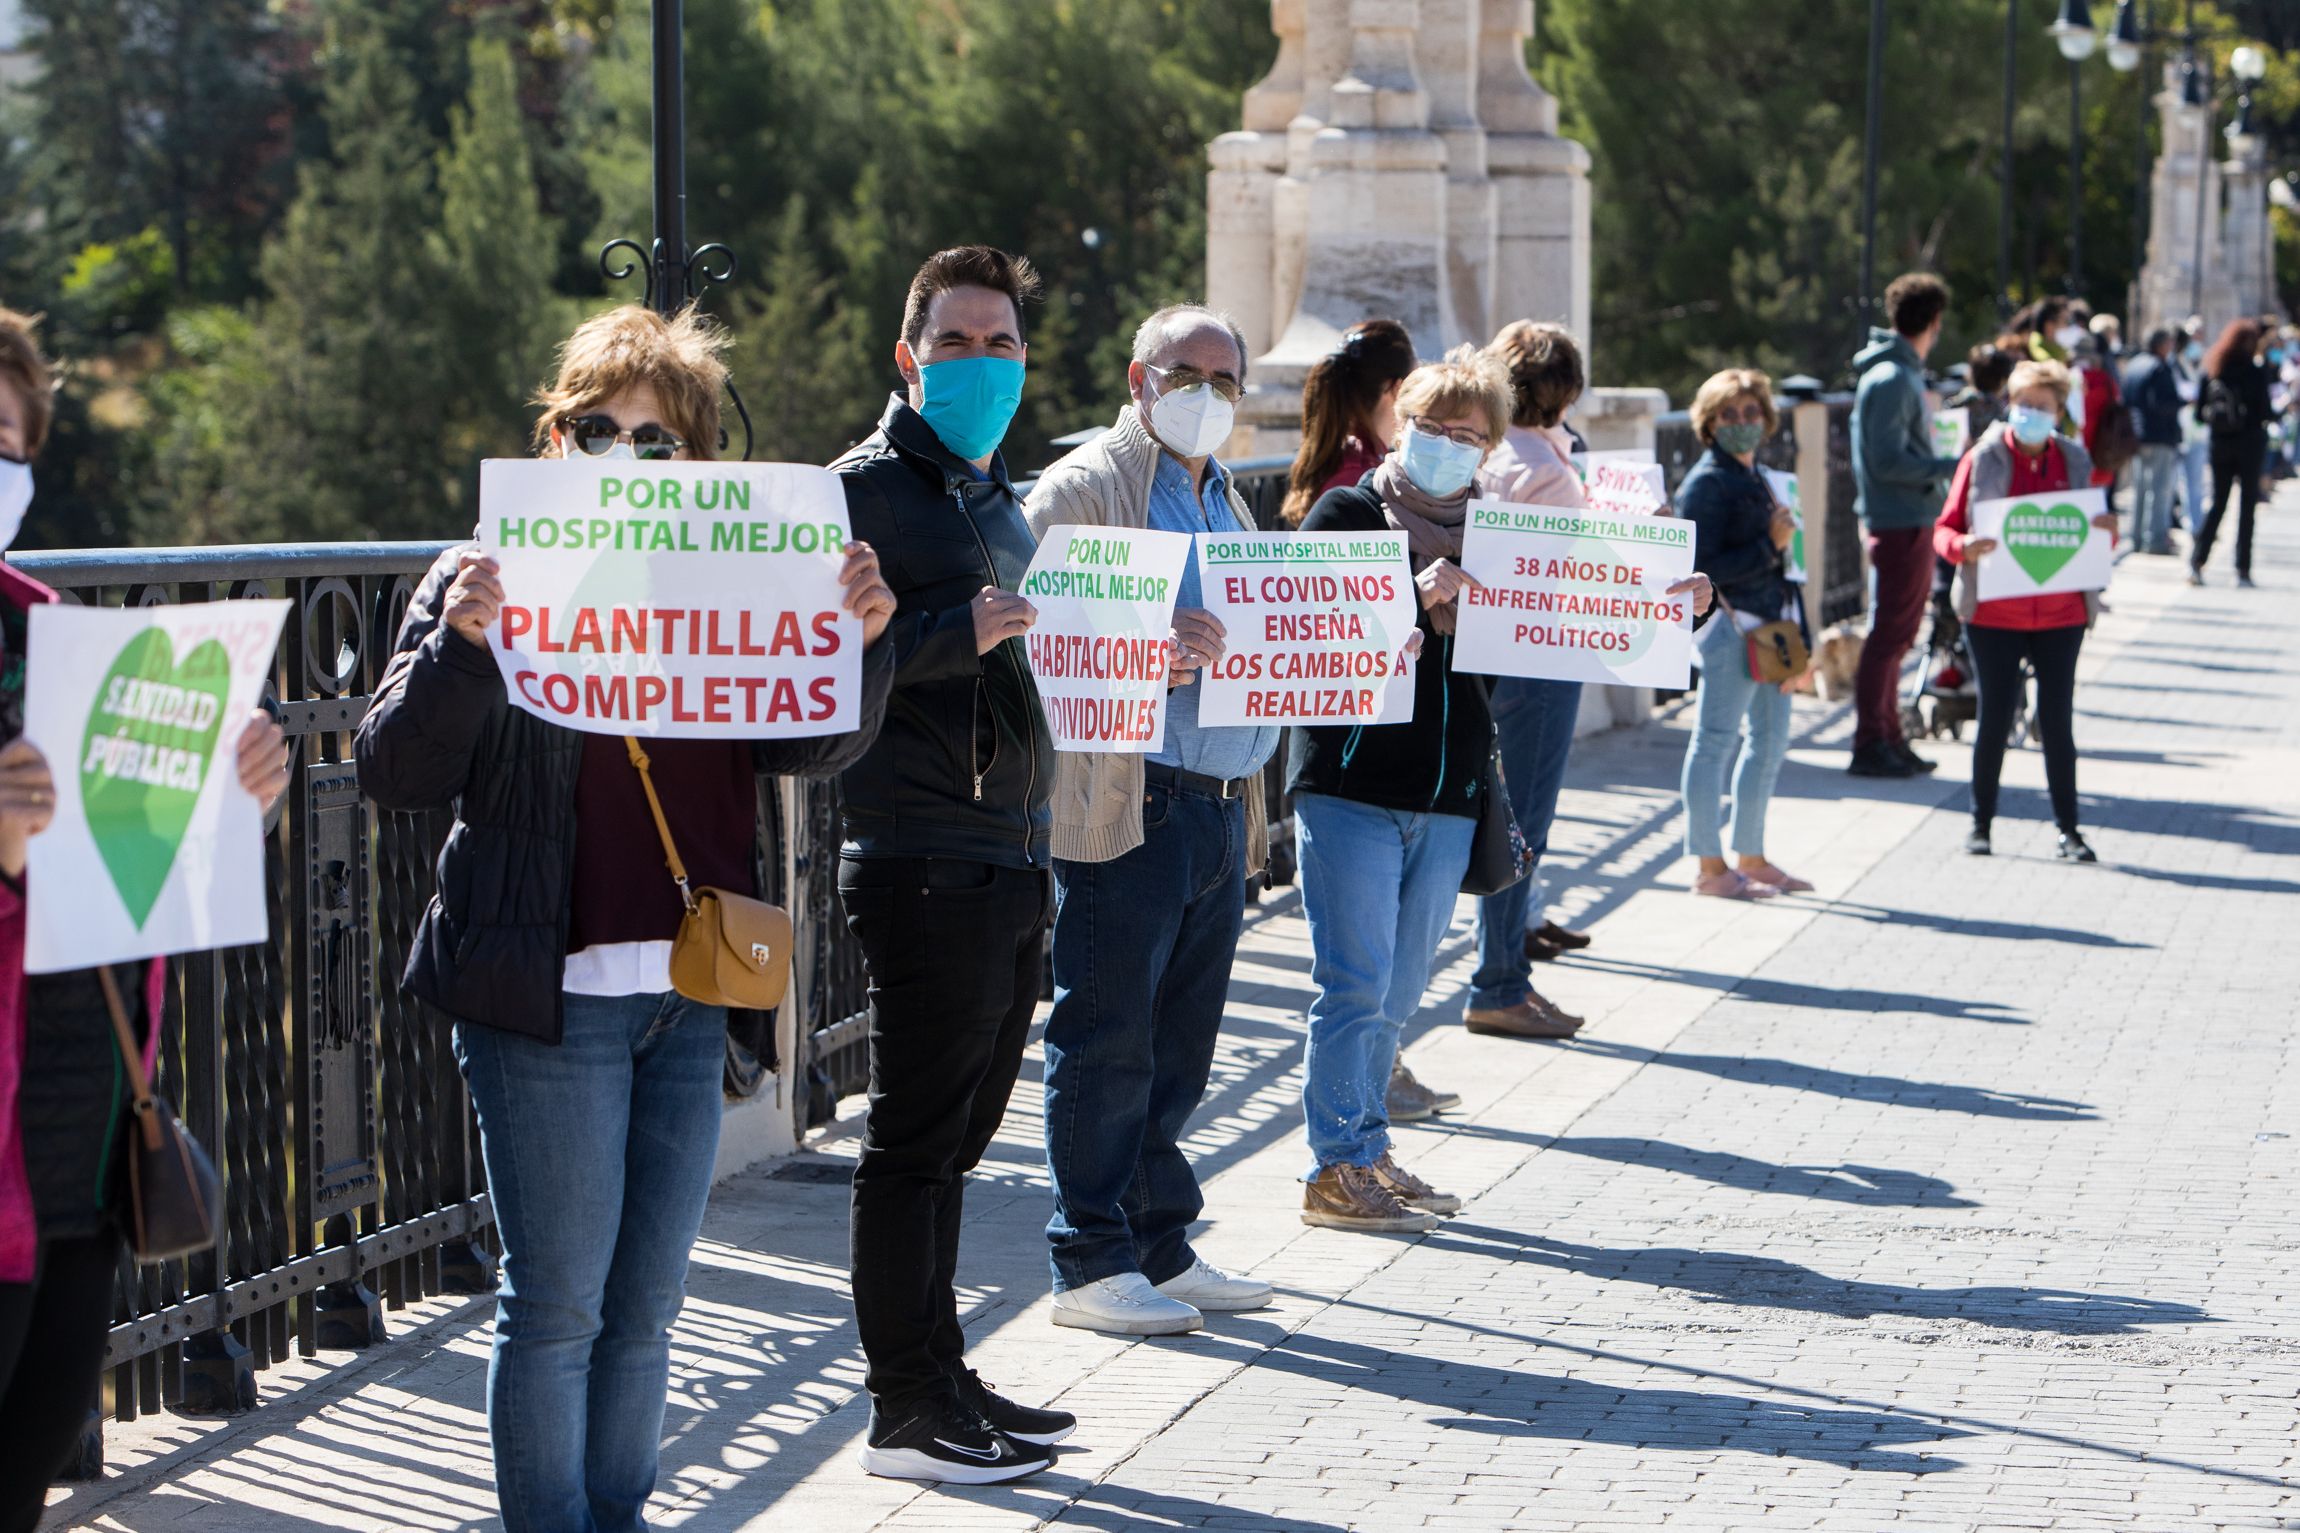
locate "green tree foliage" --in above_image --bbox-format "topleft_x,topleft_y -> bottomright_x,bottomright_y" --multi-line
4,1 -> 2292,545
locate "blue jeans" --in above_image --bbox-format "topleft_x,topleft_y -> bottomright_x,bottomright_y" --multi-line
1044,784 -> 1247,1291
1295,791 -> 1476,1175
1681,615 -> 1793,859
1469,677 -> 1583,1010
2180,437 -> 2210,534
2131,443 -> 2179,551
455,992 -> 727,1533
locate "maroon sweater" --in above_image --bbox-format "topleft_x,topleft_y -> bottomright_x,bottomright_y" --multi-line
567,735 -> 758,951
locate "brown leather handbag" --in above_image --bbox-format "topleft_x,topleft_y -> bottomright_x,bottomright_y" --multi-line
98,965 -> 220,1262
625,737 -> 794,1011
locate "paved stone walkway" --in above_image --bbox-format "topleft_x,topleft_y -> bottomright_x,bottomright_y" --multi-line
47,502 -> 2300,1531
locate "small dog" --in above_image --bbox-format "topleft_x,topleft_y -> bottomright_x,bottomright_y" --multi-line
1813,621 -> 1865,701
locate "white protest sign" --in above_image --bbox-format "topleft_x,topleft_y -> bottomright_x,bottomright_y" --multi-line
1192,531 -> 1416,726
1761,466 -> 1809,584
1581,459 -> 1669,517
1932,408 -> 1972,461
1570,449 -> 1658,479
1969,487 -> 2113,602
1454,500 -> 1698,689
24,599 -> 289,973
1020,526 -> 1191,752
480,458 -> 861,738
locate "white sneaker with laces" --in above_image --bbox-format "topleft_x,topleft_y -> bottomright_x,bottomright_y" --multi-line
1050,1271 -> 1203,1336
1154,1255 -> 1273,1313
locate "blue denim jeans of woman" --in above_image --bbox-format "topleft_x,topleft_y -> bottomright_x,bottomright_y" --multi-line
1681,615 -> 1794,859
1043,785 -> 1247,1293
1469,676 -> 1582,1011
1295,791 -> 1476,1177
455,991 -> 727,1533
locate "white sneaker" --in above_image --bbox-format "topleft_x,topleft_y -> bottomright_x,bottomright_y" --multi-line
1154,1256 -> 1273,1313
1050,1271 -> 1203,1336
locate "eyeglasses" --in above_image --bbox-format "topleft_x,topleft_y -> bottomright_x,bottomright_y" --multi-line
1405,415 -> 1489,450
560,413 -> 686,461
1144,362 -> 1243,405
1712,404 -> 1767,426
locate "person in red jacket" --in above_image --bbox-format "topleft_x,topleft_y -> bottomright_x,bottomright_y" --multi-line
2072,334 -> 2122,490
1935,359 -> 2116,864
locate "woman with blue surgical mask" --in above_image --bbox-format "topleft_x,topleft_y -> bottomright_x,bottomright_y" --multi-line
1933,359 -> 2116,863
1283,347 -> 1709,1236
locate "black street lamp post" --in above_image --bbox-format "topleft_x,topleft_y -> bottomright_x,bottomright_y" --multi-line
2048,0 -> 2099,301
595,0 -> 749,451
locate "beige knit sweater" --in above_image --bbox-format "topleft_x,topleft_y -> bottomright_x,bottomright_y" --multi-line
1022,405 -> 1271,872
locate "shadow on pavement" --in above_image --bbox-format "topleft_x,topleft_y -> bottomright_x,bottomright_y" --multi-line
1565,1039 -> 2091,1118
1558,954 -> 2031,1023
1020,1482 -> 1351,1531
1821,900 -> 2152,949
1249,1330 -> 1964,1474
1542,1138 -> 1975,1207
1425,1226 -> 2210,1335
2100,864 -> 2300,897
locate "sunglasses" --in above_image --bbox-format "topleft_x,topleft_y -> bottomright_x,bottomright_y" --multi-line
560,413 -> 686,461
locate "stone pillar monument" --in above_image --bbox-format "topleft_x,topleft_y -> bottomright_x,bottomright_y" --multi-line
2137,61 -> 2240,339
1207,0 -> 1600,456
2222,125 -> 2276,321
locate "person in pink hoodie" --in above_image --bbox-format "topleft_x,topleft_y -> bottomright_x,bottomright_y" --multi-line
0,309 -> 290,1527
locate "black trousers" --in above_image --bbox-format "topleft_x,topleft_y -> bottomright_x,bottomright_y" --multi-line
0,1232 -> 120,1532
2197,438 -> 2265,577
1968,622 -> 2085,834
839,856 -> 1051,1412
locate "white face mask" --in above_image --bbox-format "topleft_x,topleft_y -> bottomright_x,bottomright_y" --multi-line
2055,325 -> 2087,351
0,458 -> 31,554
1144,366 -> 1236,460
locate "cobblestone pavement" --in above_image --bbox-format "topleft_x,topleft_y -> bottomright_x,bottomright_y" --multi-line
49,504 -> 2300,1532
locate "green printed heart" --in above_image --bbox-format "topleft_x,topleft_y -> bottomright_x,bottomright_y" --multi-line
2003,502 -> 2090,587
78,629 -> 232,928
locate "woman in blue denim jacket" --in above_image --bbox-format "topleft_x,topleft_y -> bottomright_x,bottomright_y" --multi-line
1675,369 -> 1811,900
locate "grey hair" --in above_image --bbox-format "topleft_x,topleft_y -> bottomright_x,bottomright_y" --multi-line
1131,304 -> 1250,383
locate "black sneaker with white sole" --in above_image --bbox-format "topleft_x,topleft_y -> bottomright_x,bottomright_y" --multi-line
857,1395 -> 1053,1484
951,1368 -> 1077,1446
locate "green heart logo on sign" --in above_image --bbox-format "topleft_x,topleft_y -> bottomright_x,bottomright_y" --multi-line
78,629 -> 232,928
2003,501 -> 2090,586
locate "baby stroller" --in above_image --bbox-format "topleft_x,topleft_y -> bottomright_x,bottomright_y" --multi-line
1901,590 -> 2032,747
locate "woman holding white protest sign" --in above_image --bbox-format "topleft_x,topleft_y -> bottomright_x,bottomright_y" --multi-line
0,307 -> 294,1526
355,304 -> 896,1533
1457,321 -> 1599,1055
1934,359 -> 2114,862
1675,368 -> 1811,901
1288,346 -> 1513,1235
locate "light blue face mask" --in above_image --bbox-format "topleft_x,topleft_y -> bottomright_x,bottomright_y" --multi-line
1398,425 -> 1483,498
2008,404 -> 2056,448
916,355 -> 1026,462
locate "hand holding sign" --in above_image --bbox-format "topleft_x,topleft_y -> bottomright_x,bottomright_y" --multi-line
1416,558 -> 1482,610
0,736 -> 56,877
972,586 -> 1037,654
445,550 -> 504,648
1169,607 -> 1227,683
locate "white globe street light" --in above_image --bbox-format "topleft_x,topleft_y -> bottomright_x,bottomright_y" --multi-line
2105,1 -> 2143,72
2050,0 -> 2098,61
2231,44 -> 2267,83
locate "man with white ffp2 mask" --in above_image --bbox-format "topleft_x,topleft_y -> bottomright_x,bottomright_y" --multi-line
1020,304 -> 1280,1337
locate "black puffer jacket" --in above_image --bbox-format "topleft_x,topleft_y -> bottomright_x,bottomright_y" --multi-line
1284,482 -> 1490,821
831,394 -> 1052,867
354,547 -> 894,1044
1676,448 -> 1798,625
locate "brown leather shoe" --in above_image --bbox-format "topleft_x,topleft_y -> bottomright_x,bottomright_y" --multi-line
1524,932 -> 1564,963
1301,1163 -> 1441,1233
1537,919 -> 1592,950
1370,1151 -> 1462,1215
1463,1000 -> 1582,1039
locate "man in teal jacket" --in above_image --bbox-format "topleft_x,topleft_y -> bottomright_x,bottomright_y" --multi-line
1847,272 -> 1961,778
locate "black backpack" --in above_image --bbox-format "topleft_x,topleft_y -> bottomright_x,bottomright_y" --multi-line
2202,374 -> 2255,437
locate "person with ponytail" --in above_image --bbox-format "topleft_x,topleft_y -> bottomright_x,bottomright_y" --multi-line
1280,319 -> 1417,524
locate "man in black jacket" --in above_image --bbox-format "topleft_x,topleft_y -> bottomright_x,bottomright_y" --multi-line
831,246 -> 1072,1485
2120,327 -> 2184,555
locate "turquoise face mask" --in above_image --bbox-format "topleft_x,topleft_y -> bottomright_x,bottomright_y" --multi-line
916,355 -> 1025,462
2009,404 -> 2056,447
